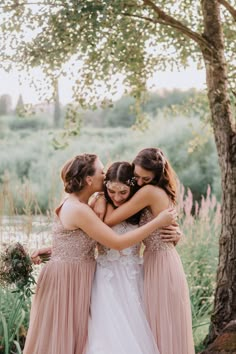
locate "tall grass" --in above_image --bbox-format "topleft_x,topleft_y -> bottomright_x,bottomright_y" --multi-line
177,185 -> 220,351
0,180 -> 220,353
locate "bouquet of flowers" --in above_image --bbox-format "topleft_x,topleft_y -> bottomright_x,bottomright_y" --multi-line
0,242 -> 36,299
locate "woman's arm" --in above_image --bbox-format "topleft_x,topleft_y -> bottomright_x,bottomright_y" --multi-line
105,203 -> 115,219
60,202 -> 177,251
104,185 -> 164,226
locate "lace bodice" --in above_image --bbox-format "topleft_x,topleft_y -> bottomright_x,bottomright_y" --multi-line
97,222 -> 142,267
140,208 -> 174,252
50,217 -> 97,263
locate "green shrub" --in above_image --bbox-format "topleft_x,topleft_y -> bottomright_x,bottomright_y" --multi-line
8,116 -> 50,131
0,112 -> 220,212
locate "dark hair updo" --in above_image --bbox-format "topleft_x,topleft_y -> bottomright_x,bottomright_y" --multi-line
133,148 -> 177,204
61,153 -> 97,193
104,161 -> 140,224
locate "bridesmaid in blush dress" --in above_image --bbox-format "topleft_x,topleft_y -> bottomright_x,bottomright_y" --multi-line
24,153 -> 176,354
104,148 -> 195,354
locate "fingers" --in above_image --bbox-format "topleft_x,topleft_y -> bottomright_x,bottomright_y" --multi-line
161,236 -> 177,242
31,256 -> 42,265
160,229 -> 178,235
160,229 -> 182,243
161,235 -> 180,243
31,250 -> 40,258
162,227 -> 180,233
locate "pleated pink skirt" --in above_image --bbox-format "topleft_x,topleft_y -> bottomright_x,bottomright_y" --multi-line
23,260 -> 96,354
143,248 -> 195,354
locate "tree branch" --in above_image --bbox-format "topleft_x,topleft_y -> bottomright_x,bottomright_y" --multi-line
121,12 -> 160,24
142,0 -> 215,54
218,0 -> 236,21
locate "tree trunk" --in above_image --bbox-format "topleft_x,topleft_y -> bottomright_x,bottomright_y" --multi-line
53,79 -> 61,128
200,0 -> 236,352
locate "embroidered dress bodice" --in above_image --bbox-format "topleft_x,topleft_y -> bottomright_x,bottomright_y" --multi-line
140,208 -> 174,252
50,217 -> 97,263
97,222 -> 142,267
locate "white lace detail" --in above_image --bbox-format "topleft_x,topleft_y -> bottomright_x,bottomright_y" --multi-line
96,222 -> 142,281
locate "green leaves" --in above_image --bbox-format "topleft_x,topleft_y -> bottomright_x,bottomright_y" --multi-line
0,287 -> 29,354
0,1 -> 202,102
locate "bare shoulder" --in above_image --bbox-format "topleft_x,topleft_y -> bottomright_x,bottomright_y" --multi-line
152,185 -> 168,198
59,201 -> 92,229
135,184 -> 156,196
137,185 -> 166,199
135,185 -> 170,213
152,186 -> 170,210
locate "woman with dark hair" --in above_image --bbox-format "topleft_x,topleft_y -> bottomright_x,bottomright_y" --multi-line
86,162 -> 159,354
104,148 -> 195,354
24,153 -> 175,354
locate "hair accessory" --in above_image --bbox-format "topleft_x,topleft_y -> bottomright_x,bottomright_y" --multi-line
126,177 -> 136,186
105,178 -> 136,190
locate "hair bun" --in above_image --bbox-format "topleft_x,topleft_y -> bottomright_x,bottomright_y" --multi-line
61,154 -> 97,194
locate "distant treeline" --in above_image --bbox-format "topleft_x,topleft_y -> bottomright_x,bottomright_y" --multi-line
0,91 -> 220,214
82,88 -> 198,127
0,88 -> 198,129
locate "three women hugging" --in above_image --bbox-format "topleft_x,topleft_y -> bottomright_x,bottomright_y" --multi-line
23,148 -> 195,354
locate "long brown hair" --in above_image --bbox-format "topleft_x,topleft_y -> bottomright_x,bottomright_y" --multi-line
133,148 -> 178,204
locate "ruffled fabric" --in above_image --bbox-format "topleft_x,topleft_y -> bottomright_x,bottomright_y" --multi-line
86,222 -> 159,354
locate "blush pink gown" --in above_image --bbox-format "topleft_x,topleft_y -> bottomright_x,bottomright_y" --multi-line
23,203 -> 96,354
140,208 -> 195,354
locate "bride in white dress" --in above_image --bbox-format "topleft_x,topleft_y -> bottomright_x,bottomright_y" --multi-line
86,162 -> 160,354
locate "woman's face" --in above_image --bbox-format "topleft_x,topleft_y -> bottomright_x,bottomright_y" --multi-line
92,158 -> 105,192
133,165 -> 155,187
106,181 -> 131,207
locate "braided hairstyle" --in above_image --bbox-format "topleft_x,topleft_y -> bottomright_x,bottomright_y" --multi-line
61,154 -> 97,193
133,148 -> 177,204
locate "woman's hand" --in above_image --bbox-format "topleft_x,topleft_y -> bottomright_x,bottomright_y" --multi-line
155,208 -> 178,228
90,193 -> 107,220
160,223 -> 182,245
31,247 -> 52,265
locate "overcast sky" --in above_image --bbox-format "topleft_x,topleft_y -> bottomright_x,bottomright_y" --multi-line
0,64 -> 206,106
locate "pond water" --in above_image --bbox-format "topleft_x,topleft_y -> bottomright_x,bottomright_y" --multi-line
0,215 -> 52,251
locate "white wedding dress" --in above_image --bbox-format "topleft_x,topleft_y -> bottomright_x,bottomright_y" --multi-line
86,222 -> 160,354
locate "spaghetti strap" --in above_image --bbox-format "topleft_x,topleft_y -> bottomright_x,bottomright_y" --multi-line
55,197 -> 69,216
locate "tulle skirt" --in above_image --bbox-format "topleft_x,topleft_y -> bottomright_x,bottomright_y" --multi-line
143,248 -> 195,354
23,260 -> 96,354
86,256 -> 159,354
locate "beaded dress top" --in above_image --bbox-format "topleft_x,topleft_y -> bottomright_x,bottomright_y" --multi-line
97,222 -> 142,267
50,217 -> 97,263
140,208 -> 174,252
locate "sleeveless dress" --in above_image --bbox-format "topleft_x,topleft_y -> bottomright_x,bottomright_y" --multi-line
23,206 -> 97,354
140,208 -> 195,354
86,221 -> 160,354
